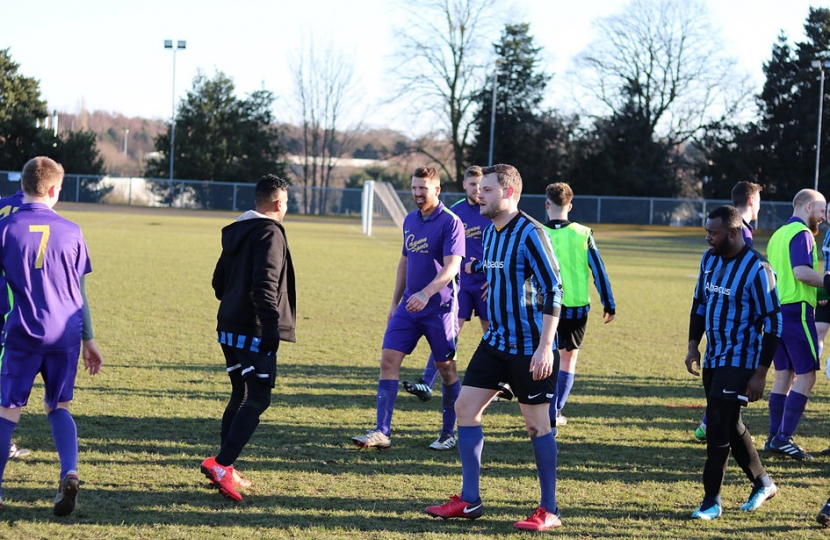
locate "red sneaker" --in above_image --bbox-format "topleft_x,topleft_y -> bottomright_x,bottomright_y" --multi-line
514,506 -> 561,531
231,467 -> 252,489
425,494 -> 483,519
201,457 -> 242,501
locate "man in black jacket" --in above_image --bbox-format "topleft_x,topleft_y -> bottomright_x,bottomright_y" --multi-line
201,174 -> 296,502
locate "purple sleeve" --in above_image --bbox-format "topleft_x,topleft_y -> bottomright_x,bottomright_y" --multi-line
789,231 -> 815,268
443,217 -> 465,259
742,227 -> 753,248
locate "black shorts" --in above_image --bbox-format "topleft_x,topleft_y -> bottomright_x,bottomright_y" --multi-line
702,366 -> 752,407
816,301 -> 830,324
462,340 -> 559,405
557,316 -> 587,351
221,344 -> 277,388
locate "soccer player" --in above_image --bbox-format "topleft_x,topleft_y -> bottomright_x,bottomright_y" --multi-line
0,156 -> 103,516
0,189 -> 31,461
351,166 -> 465,451
695,180 -> 762,442
685,205 -> 781,520
819,496 -> 830,526
425,164 -> 564,531
543,182 -> 615,428
765,189 -> 828,460
203,174 -> 296,501
733,181 -> 762,247
402,166 -> 497,402
816,205 -> 830,370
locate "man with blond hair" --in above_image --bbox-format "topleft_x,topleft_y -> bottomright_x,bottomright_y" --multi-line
0,156 -> 103,516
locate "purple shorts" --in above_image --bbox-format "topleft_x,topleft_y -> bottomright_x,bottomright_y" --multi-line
382,304 -> 458,362
458,282 -> 488,322
773,303 -> 820,375
0,347 -> 79,409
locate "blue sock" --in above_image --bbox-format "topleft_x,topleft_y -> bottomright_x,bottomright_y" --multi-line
458,425 -> 483,504
49,408 -> 78,479
701,412 -> 708,428
778,391 -> 808,440
422,355 -> 439,387
550,371 -> 574,421
376,379 -> 399,436
532,433 -> 558,512
441,380 -> 461,437
768,392 -> 786,437
0,417 -> 16,497
556,371 -> 574,412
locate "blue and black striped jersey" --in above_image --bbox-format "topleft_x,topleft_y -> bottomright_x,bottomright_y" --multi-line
691,246 -> 782,370
477,211 -> 563,355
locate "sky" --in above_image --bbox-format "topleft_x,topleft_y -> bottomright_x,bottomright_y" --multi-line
0,0 -> 823,133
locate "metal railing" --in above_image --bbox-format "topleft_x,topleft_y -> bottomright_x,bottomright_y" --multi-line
0,171 -> 797,230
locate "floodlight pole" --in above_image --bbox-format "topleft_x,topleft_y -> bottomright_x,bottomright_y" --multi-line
488,67 -> 498,167
165,39 -> 186,205
813,59 -> 830,191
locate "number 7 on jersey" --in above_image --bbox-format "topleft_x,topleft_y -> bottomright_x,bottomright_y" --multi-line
29,225 -> 51,269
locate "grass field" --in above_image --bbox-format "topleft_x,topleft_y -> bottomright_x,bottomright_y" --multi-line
0,206 -> 828,539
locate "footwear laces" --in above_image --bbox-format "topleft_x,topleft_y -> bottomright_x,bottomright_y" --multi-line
528,507 -> 548,521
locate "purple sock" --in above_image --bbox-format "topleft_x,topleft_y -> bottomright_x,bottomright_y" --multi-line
458,425 -> 484,504
0,417 -> 16,497
778,391 -> 809,440
376,379 -> 399,436
422,355 -> 439,387
49,408 -> 78,479
441,380 -> 461,437
768,392 -> 786,437
532,433 -> 558,512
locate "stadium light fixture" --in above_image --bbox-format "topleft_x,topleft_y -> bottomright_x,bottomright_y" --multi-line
164,39 -> 186,204
812,59 -> 830,191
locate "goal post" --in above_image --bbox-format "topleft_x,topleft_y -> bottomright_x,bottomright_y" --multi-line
361,181 -> 407,235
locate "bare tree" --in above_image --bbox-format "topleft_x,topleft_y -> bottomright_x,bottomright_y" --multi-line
391,0 -> 500,184
291,38 -> 362,215
571,0 -> 750,147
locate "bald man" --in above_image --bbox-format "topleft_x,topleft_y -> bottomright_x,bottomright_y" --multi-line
764,189 -> 828,461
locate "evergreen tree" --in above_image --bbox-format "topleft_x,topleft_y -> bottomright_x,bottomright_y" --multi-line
0,48 -> 105,177
702,8 -> 830,200
148,70 -> 286,207
468,23 -> 574,194
570,101 -> 675,197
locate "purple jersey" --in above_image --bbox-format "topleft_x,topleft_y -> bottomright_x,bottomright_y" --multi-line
785,217 -> 815,268
0,203 -> 91,352
401,202 -> 465,312
449,197 -> 489,290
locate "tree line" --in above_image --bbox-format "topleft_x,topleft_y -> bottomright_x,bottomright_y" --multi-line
2,2 -> 829,206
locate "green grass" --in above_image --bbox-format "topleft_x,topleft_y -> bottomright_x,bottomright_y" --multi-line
0,208 -> 827,539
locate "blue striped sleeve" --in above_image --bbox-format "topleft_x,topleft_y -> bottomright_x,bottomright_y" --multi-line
586,233 -> 615,312
822,229 -> 830,273
523,224 -> 563,316
754,261 -> 782,338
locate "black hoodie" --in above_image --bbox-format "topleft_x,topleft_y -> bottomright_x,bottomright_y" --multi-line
212,210 -> 296,343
